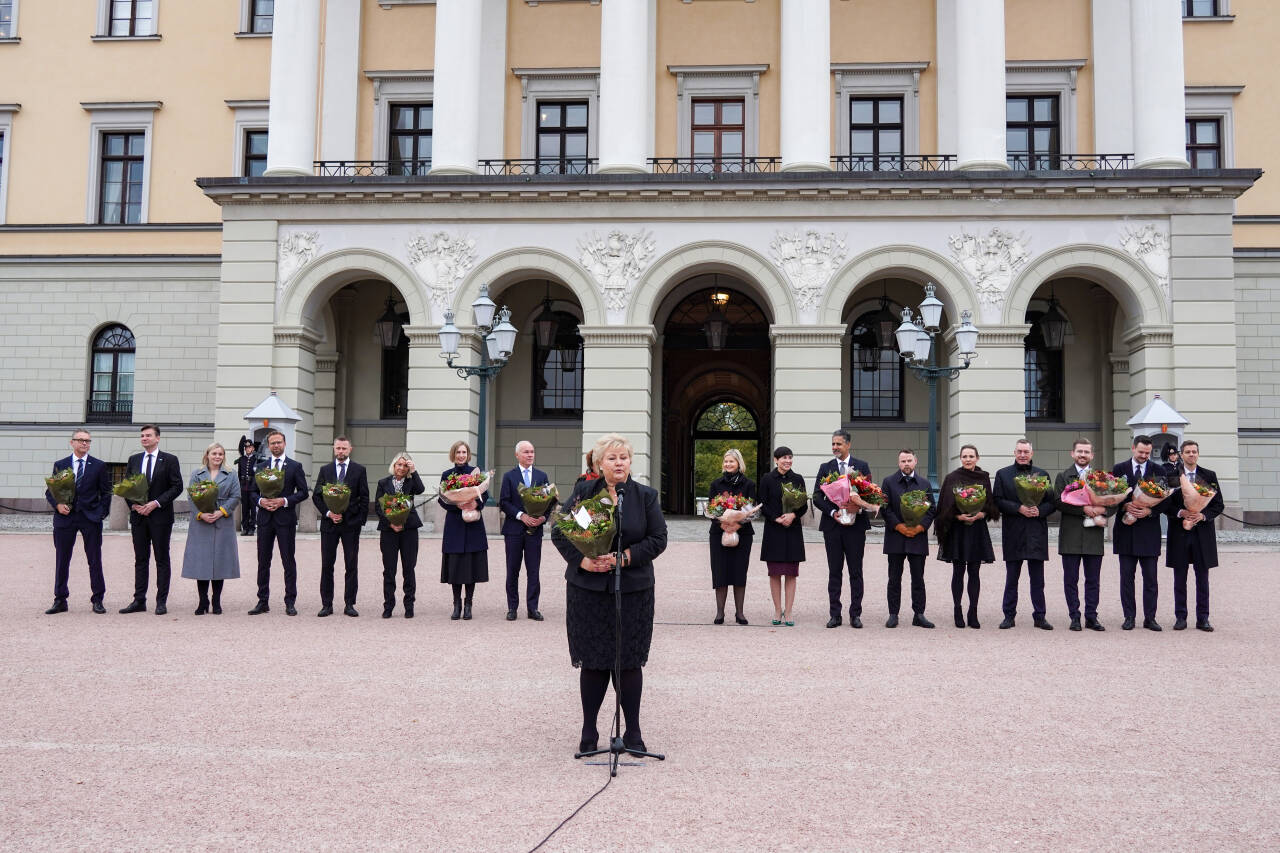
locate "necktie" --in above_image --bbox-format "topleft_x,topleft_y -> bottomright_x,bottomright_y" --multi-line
1136,464 -> 1144,479
145,454 -> 153,481
523,468 -> 531,487
274,458 -> 281,471
338,462 -> 346,482
839,460 -> 847,476
1188,470 -> 1194,483
75,458 -> 84,483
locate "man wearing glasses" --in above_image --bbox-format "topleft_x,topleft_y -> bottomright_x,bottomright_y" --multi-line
44,429 -> 114,614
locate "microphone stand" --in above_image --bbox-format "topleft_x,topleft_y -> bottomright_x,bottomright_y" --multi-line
574,482 -> 665,776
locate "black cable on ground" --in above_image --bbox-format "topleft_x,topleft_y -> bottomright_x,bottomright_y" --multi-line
1219,513 -> 1280,528
526,764 -> 612,852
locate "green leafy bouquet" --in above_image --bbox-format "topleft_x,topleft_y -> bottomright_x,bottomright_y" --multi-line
519,482 -> 558,517
113,473 -> 150,503
255,466 -> 284,499
379,492 -> 413,527
780,481 -> 809,514
554,492 -> 618,559
45,468 -> 76,506
321,482 -> 351,514
899,490 -> 932,527
187,480 -> 220,514
1013,472 -> 1051,507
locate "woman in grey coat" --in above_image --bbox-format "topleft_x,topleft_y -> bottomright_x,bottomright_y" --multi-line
181,442 -> 241,614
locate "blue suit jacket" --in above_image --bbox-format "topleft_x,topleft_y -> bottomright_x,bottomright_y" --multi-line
46,454 -> 113,528
254,456 -> 309,528
499,466 -> 554,536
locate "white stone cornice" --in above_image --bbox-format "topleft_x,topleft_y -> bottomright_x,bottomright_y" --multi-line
974,324 -> 1033,347
315,353 -> 340,372
1109,351 -> 1130,372
668,64 -> 768,99
1006,59 -> 1087,91
402,325 -> 438,347
1122,324 -> 1174,349
770,324 -> 846,347
273,326 -> 323,353
578,325 -> 657,347
80,101 -> 162,112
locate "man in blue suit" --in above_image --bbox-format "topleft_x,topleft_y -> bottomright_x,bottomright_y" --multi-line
812,429 -> 876,629
498,440 -> 555,621
1113,435 -> 1167,631
249,430 -> 309,615
44,428 -> 113,614
311,436 -> 370,618
1165,440 -> 1224,632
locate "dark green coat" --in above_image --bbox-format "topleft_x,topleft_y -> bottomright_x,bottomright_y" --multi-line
1054,467 -> 1113,556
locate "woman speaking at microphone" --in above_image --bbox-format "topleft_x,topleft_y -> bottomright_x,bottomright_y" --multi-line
552,433 -> 668,756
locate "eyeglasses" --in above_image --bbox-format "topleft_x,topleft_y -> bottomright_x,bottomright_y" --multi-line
72,438 -> 92,443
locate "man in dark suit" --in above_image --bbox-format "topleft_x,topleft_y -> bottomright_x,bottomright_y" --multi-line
1164,439 -> 1223,631
812,429 -> 876,629
120,424 -> 184,615
249,430 -> 309,615
880,449 -> 937,628
311,435 -> 369,617
1053,438 -> 1111,632
44,428 -> 113,614
993,438 -> 1057,630
1113,435 -> 1166,631
498,440 -> 555,621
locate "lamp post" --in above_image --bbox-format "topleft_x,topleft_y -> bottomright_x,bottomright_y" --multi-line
437,284 -> 518,475
894,283 -> 980,494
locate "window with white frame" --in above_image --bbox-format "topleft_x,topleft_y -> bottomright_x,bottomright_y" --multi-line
0,1 -> 17,38
98,0 -> 157,37
365,71 -> 433,169
82,101 -> 158,224
227,99 -> 268,176
0,104 -> 14,224
1005,60 -> 1085,159
513,67 -> 599,167
668,65 -> 767,159
240,0 -> 272,34
833,62 -> 928,165
1184,85 -> 1242,169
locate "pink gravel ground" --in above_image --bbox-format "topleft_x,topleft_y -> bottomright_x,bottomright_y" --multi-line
1,531 -> 1277,851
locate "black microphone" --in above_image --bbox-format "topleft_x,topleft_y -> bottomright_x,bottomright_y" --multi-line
613,482 -> 625,497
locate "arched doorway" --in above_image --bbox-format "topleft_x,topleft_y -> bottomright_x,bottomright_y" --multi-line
659,276 -> 771,514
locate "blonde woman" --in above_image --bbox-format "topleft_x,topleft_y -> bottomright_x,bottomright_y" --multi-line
707,448 -> 756,625
181,442 -> 241,615
438,440 -> 488,620
375,452 -> 425,618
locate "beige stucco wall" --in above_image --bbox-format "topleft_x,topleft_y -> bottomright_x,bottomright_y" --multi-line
355,0 -> 437,163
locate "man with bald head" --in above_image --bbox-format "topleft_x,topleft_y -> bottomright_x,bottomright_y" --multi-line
499,440 -> 555,621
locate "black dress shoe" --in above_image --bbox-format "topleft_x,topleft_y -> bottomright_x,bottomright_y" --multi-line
1086,618 -> 1105,632
576,730 -> 599,756
194,603 -> 208,616
825,617 -> 841,628
885,614 -> 899,628
1034,617 -> 1054,631
1122,617 -> 1136,630
285,605 -> 298,616
451,603 -> 462,620
714,614 -> 725,625
622,733 -> 648,753
1173,618 -> 1187,630
45,600 -> 68,615
1143,618 -> 1162,632
735,614 -> 748,625
850,616 -> 863,629
506,610 -> 517,621
154,603 -> 167,616
528,610 -> 544,621
119,600 -> 146,614
344,605 -> 359,617
248,602 -> 269,615
404,606 -> 413,619
462,603 -> 473,620
999,617 -> 1015,629
92,602 -> 106,614
912,614 -> 935,629
1196,620 -> 1214,632
1069,618 -> 1082,631
382,608 -> 393,619
317,605 -> 334,617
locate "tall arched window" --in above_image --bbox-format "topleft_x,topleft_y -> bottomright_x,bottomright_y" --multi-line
88,324 -> 135,423
849,310 -> 904,420
692,400 -> 760,502
1024,310 -> 1064,422
531,310 -> 583,418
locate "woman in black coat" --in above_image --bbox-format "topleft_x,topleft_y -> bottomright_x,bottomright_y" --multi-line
552,433 -> 667,756
438,440 -> 488,621
934,444 -> 1000,629
375,451 -> 425,619
707,448 -> 757,625
757,446 -> 806,626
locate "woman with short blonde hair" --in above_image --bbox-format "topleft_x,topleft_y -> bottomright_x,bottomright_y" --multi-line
707,447 -> 757,625
181,441 -> 241,615
376,451 -> 425,618
438,439 -> 488,620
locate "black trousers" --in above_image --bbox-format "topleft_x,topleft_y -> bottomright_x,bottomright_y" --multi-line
1002,560 -> 1046,619
320,526 -> 360,606
1062,554 -> 1103,620
886,552 -> 927,615
239,484 -> 256,534
824,526 -> 866,620
129,516 -> 173,604
1173,563 -> 1210,622
52,521 -> 105,604
1118,554 -> 1158,621
381,528 -> 418,608
256,523 -> 298,605
504,532 -> 542,612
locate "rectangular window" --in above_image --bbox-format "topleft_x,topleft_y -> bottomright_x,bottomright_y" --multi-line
1185,118 -> 1221,169
691,98 -> 745,172
1006,95 -> 1060,170
243,129 -> 268,177
251,0 -> 273,33
388,103 -> 432,175
99,131 -> 145,224
381,337 -> 409,420
536,100 -> 589,175
1182,0 -> 1218,16
849,96 -> 903,171
110,0 -> 154,36
0,1 -> 14,37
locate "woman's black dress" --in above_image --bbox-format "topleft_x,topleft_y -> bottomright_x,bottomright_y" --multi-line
707,473 -> 756,588
758,468 -> 807,568
934,467 -> 999,564
438,464 -> 489,584
553,476 -> 668,671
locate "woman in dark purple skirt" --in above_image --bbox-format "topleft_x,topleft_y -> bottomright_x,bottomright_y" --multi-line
758,446 -> 807,626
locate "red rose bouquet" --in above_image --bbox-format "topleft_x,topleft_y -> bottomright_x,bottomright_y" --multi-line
441,470 -> 492,522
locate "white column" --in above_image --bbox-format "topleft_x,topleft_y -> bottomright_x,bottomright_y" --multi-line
476,0 -> 508,161
946,326 -> 1027,469
771,326 -> 845,494
1130,0 -> 1189,168
579,326 -> 657,482
1092,0 -> 1134,155
430,0 -> 484,175
598,0 -> 655,174
780,0 -> 831,171
943,0 -> 1009,171
319,0 -> 361,164
264,0 -> 322,176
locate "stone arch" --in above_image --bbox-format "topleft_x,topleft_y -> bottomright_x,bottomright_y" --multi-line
278,248 -> 428,331
820,245 -> 978,326
456,247 -> 604,326
629,241 -> 796,326
1004,244 -> 1168,328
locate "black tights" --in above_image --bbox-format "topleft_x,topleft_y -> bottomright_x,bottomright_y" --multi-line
579,667 -> 643,744
714,585 -> 746,618
450,582 -> 475,604
950,561 -> 980,613
196,579 -> 225,606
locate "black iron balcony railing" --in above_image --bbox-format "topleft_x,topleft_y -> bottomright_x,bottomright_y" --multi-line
831,154 -> 956,172
86,398 -> 132,424
478,158 -> 598,176
314,160 -> 432,177
647,156 -> 782,174
1006,153 -> 1134,172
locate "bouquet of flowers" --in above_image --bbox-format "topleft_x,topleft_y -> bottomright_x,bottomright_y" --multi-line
780,481 -> 809,514
851,476 -> 887,509
1013,472 -> 1051,507
1178,475 -> 1216,531
706,491 -> 760,547
899,490 -> 931,528
113,472 -> 149,503
255,466 -> 284,499
187,479 -> 220,515
379,492 -> 413,527
554,492 -> 617,559
441,470 -> 492,522
953,484 -> 986,522
45,468 -> 76,507
321,481 -> 351,515
1123,478 -> 1173,526
519,482 -> 558,517
1058,479 -> 1097,525
819,471 -> 883,526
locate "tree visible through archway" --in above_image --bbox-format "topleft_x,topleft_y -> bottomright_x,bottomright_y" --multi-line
692,401 -> 760,504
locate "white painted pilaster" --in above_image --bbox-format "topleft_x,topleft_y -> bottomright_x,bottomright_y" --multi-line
319,0 -> 361,164
946,325 -> 1027,467
597,0 -> 655,174
1092,0 -> 1134,155
771,325 -> 844,482
780,0 -> 831,171
430,0 -> 483,175
405,326 -> 480,477
939,0 -> 1009,171
1131,0 -> 1189,168
477,0 -> 508,161
580,326 -> 656,482
265,0 -> 322,176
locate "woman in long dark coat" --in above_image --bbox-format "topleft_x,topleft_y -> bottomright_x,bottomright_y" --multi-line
438,440 -> 488,621
707,449 -> 756,625
181,442 -> 241,615
552,433 -> 667,756
757,445 -> 806,626
934,444 -> 1000,629
375,451 -> 425,619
